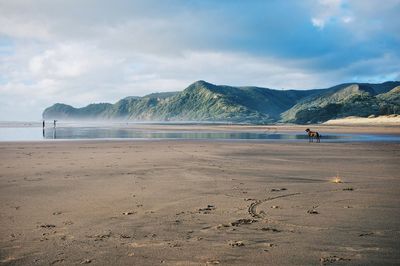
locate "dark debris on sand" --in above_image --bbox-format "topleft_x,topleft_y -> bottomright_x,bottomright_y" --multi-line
320,255 -> 350,264
230,219 -> 258,227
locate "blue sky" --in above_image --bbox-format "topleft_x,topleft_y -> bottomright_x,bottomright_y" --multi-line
0,0 -> 399,120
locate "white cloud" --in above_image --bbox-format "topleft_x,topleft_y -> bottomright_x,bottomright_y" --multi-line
311,18 -> 325,29
309,0 -> 400,40
0,45 -> 330,120
341,16 -> 353,23
28,43 -> 120,79
310,0 -> 344,29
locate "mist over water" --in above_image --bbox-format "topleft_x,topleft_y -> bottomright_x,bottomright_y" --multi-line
0,121 -> 399,142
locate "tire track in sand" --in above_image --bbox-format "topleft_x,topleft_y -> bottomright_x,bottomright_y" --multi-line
248,193 -> 301,218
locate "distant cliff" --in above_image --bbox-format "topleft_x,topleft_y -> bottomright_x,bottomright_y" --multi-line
43,80 -> 400,124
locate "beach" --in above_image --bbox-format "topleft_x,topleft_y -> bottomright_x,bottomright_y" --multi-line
1,126 -> 400,265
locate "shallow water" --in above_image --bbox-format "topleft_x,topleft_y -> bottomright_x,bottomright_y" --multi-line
0,126 -> 399,142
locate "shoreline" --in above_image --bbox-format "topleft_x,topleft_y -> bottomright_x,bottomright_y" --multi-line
0,124 -> 399,143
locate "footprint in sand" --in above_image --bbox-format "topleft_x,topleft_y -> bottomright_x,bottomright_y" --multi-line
270,188 -> 287,192
320,256 -> 350,264
230,219 -> 258,227
206,260 -> 220,264
122,211 -> 135,215
261,227 -> 281,233
198,205 -> 216,214
228,240 -> 245,247
50,258 -> 65,264
39,224 -> 56,229
359,232 -> 374,237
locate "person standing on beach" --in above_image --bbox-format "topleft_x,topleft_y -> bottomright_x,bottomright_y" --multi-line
53,120 -> 57,128
42,120 -> 45,138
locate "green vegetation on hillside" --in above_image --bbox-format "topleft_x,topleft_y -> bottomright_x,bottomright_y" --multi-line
43,80 -> 400,124
281,83 -> 400,123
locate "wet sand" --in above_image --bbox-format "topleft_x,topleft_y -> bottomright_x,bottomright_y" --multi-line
1,128 -> 400,265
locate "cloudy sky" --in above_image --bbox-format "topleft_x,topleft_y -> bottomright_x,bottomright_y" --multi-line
0,0 -> 399,120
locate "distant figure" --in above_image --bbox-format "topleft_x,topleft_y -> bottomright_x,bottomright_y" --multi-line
53,120 -> 57,129
305,128 -> 321,143
43,120 -> 45,129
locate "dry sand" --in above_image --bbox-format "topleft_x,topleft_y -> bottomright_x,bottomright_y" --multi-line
1,127 -> 400,265
324,115 -> 400,126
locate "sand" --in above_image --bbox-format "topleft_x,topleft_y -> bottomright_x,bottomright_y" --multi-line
324,115 -> 400,126
1,126 -> 400,265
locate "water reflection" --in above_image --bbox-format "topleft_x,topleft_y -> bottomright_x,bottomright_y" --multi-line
1,126 -> 399,142
37,127 -> 400,142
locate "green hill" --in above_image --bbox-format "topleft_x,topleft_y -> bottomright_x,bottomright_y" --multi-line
43,80 -> 400,124
281,82 -> 400,123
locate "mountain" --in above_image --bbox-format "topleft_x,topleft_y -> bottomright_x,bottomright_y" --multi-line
43,80 -> 400,124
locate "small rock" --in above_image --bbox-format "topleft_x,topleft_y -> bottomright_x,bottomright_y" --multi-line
52,211 -> 62,215
343,187 -> 354,191
127,252 -> 135,257
122,211 -> 135,215
80,259 -> 91,264
271,205 -> 279,209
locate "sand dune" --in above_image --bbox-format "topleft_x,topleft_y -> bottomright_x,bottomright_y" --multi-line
324,115 -> 400,126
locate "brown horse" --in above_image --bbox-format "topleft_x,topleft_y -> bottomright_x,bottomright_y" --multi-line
305,128 -> 321,143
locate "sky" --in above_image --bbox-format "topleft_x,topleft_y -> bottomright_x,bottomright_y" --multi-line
0,0 -> 399,121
